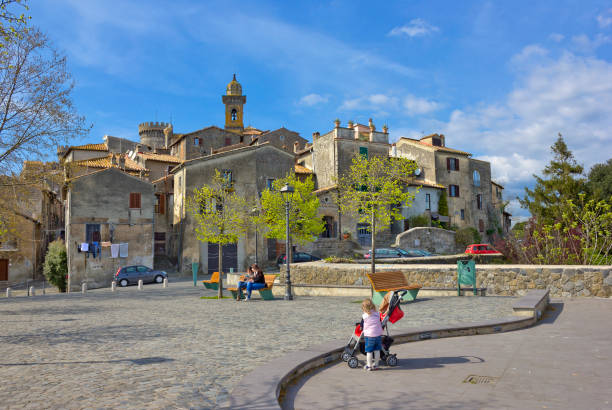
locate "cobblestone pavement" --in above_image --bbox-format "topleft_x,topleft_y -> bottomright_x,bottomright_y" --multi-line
0,280 -> 516,409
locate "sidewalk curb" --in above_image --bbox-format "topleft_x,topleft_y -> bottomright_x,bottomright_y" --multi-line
229,290 -> 549,409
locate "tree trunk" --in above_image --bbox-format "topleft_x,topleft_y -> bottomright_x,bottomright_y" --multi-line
218,242 -> 224,298
370,211 -> 376,274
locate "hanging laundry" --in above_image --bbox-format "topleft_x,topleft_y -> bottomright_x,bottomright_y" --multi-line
101,241 -> 111,247
110,244 -> 119,258
119,243 -> 129,258
80,243 -> 89,252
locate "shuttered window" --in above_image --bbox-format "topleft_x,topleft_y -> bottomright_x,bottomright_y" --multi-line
155,194 -> 165,214
446,157 -> 459,171
479,219 -> 484,232
477,194 -> 482,209
129,193 -> 141,209
449,185 -> 460,197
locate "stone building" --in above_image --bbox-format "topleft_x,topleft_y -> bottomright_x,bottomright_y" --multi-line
172,143 -> 295,274
0,162 -> 64,284
491,180 -> 511,235
64,168 -> 154,291
394,134 -> 507,239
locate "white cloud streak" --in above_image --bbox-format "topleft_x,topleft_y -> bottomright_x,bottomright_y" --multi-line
297,93 -> 328,106
597,8 -> 612,28
389,19 -> 439,38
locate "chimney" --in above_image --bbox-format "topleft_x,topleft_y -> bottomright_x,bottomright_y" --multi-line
163,124 -> 173,148
293,141 -> 299,153
334,118 -> 341,128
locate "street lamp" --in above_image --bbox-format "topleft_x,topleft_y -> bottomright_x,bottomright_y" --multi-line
280,183 -> 294,300
251,206 -> 259,264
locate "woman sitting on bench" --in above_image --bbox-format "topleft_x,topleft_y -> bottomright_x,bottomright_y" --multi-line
236,264 -> 267,301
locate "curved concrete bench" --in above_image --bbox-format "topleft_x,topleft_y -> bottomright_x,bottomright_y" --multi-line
229,290 -> 549,409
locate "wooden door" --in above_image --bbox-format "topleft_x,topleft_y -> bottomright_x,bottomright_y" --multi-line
0,259 -> 8,281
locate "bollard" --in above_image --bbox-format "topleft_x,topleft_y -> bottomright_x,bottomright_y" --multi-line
138,279 -> 143,290
162,278 -> 168,288
42,280 -> 46,295
81,282 -> 87,294
111,281 -> 116,292
6,288 -> 11,298
29,286 -> 35,296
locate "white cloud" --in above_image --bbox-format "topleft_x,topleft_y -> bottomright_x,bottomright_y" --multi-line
442,45 -> 612,218
298,93 -> 328,106
549,33 -> 565,42
340,93 -> 440,117
597,8 -> 612,28
570,33 -> 612,54
389,19 -> 439,38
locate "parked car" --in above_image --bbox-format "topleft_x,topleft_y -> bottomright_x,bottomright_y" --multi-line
115,265 -> 168,287
277,252 -> 321,265
364,248 -> 434,259
465,244 -> 499,254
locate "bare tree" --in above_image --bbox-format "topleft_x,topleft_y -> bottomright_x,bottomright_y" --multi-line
0,28 -> 88,175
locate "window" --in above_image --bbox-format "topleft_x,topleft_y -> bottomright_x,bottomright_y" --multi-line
359,146 -> 368,159
155,194 -> 165,214
460,209 -> 465,220
473,170 -> 480,186
137,266 -> 149,272
476,194 -> 482,210
449,185 -> 460,197
479,219 -> 484,232
194,137 -> 200,146
129,193 -> 141,209
85,224 -> 101,242
425,193 -> 431,210
222,169 -> 233,186
446,157 -> 459,171
279,135 -> 285,142
225,137 -> 232,146
231,109 -> 237,121
266,178 -> 275,190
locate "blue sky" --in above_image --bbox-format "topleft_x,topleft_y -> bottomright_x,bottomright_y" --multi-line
31,0 -> 612,219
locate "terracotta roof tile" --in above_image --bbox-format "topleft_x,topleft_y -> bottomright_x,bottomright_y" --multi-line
71,143 -> 108,152
399,137 -> 471,156
72,155 -> 147,173
137,152 -> 182,164
295,164 -> 312,174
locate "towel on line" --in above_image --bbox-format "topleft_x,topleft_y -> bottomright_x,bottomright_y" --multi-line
119,243 -> 128,258
110,244 -> 119,258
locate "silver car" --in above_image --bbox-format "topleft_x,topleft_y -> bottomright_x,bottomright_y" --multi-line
114,265 -> 167,287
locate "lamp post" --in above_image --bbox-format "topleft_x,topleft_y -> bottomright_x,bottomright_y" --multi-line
280,183 -> 294,300
251,207 -> 259,264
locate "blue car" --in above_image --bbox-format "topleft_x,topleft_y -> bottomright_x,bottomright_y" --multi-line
115,265 -> 168,287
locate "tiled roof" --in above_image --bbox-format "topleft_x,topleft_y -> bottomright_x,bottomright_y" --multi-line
314,185 -> 337,194
72,155 -> 147,173
137,152 -> 182,164
399,137 -> 471,156
408,180 -> 445,189
295,164 -> 312,174
71,143 -> 108,152
152,175 -> 174,184
213,143 -> 248,154
491,180 -> 504,189
243,126 -> 266,135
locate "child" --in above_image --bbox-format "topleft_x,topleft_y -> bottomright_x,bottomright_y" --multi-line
361,298 -> 383,371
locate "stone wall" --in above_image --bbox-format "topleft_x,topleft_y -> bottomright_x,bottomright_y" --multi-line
298,238 -> 362,259
394,227 -> 461,254
285,262 -> 612,298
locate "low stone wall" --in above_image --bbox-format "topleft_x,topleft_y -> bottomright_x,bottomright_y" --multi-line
286,262 -> 612,298
298,238 -> 362,259
352,253 -> 505,265
394,227 -> 462,254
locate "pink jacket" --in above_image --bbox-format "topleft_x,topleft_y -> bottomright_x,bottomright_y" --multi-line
362,310 -> 383,337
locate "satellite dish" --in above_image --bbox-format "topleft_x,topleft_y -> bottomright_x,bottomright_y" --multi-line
414,168 -> 422,176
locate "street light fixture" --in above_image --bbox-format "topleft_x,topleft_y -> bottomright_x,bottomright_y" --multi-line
251,206 -> 259,264
280,183 -> 294,300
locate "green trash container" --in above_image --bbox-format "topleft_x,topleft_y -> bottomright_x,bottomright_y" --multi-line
192,262 -> 199,287
457,259 -> 477,296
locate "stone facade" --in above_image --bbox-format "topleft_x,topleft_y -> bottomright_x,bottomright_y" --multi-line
394,227 -> 462,254
172,143 -> 295,274
65,168 -> 154,291
286,262 -> 612,298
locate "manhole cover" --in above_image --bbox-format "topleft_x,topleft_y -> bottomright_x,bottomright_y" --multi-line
463,375 -> 497,384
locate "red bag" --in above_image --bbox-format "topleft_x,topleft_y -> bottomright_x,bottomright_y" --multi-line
381,306 -> 404,324
354,323 -> 362,337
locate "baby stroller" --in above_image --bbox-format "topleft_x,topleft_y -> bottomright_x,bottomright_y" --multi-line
342,290 -> 407,369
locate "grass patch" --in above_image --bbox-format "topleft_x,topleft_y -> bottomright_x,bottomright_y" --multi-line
200,296 -> 233,299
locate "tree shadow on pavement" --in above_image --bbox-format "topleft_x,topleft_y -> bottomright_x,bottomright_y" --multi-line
392,355 -> 484,370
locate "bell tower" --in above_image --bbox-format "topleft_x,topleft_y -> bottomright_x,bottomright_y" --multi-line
222,74 -> 246,134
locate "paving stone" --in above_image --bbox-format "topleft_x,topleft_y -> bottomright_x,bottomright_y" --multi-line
0,279 -> 515,409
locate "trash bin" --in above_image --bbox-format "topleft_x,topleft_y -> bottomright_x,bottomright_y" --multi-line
192,262 -> 199,287
457,259 -> 477,296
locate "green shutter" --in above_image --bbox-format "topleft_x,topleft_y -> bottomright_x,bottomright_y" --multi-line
359,146 -> 368,159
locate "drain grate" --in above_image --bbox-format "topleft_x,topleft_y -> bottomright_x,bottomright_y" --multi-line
463,375 -> 497,384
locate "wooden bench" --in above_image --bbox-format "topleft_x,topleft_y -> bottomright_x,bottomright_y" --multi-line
228,274 -> 276,300
202,271 -> 221,290
366,271 -> 421,305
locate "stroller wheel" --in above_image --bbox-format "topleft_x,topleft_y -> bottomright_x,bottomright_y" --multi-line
347,357 -> 359,369
341,352 -> 352,362
386,354 -> 398,367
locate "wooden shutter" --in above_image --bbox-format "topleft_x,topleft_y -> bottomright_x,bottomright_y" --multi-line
479,219 -> 484,232
447,157 -> 451,171
129,193 -> 141,209
456,185 -> 460,197
0,259 -> 8,281
456,158 -> 460,171
159,194 -> 165,214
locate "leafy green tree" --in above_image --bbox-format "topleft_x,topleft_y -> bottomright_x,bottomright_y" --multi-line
43,239 -> 67,292
187,170 -> 250,298
520,134 -> 586,223
586,159 -> 612,203
259,174 -> 324,264
337,155 -> 417,273
0,0 -> 29,64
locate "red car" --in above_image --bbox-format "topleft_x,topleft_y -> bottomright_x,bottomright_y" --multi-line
465,244 -> 499,254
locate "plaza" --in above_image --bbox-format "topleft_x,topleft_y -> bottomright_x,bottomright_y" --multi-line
1,279 -> 515,409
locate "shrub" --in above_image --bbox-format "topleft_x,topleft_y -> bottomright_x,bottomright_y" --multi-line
324,256 -> 354,263
455,227 -> 482,249
43,239 -> 67,292
408,214 -> 430,228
